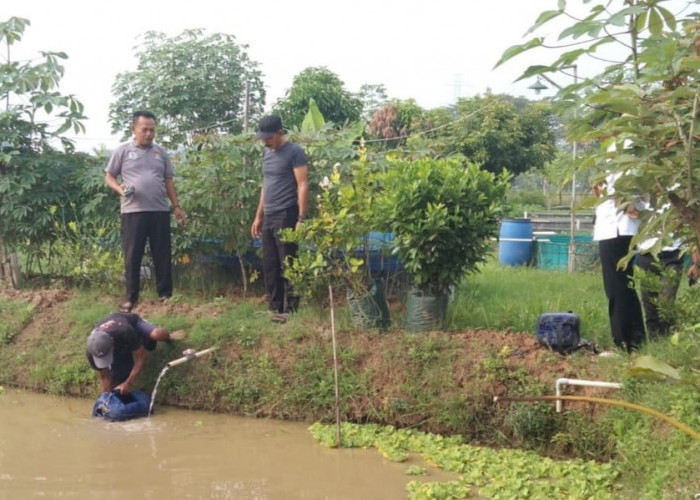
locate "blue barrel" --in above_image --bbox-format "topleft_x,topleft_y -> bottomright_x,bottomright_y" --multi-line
498,218 -> 533,266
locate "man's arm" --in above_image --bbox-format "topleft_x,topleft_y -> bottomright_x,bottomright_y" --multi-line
105,172 -> 127,197
98,369 -> 113,393
294,166 -> 309,228
113,346 -> 147,395
251,188 -> 264,239
165,178 -> 187,226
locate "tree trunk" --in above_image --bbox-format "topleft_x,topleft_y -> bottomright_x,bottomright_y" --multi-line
0,239 -> 21,289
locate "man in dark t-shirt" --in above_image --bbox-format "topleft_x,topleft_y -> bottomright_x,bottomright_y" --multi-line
250,116 -> 309,317
86,312 -> 186,395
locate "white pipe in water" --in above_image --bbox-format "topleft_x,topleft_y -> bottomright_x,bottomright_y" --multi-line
555,378 -> 622,413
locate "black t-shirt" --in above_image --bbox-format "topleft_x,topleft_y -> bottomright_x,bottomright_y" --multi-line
262,141 -> 307,214
86,312 -> 156,370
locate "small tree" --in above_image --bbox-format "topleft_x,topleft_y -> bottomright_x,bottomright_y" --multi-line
272,67 -> 362,129
110,29 -> 265,148
496,0 -> 700,254
377,157 -> 509,297
0,17 -> 86,287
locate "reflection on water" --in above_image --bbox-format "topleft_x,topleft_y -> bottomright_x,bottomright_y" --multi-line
0,390 -> 455,499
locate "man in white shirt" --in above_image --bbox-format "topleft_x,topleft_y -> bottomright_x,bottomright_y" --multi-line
593,171 -> 646,352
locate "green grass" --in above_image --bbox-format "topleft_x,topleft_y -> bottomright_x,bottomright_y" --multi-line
0,297 -> 35,343
449,259 -> 611,347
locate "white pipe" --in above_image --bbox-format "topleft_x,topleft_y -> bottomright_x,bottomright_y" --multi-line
555,378 -> 622,413
166,347 -> 217,368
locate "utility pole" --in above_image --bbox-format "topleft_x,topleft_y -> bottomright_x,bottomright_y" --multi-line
243,81 -> 250,133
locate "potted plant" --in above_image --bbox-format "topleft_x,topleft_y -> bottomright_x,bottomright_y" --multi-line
377,157 -> 508,331
283,158 -> 390,329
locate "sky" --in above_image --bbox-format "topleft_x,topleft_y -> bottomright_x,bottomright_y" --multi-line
5,1 -> 575,151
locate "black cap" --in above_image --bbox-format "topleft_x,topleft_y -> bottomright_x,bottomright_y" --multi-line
255,115 -> 285,139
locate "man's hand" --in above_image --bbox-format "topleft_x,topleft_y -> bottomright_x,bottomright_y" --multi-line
251,217 -> 262,239
174,206 -> 187,227
114,380 -> 133,396
688,262 -> 699,286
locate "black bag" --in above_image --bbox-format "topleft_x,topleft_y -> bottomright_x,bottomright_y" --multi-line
536,312 -> 581,354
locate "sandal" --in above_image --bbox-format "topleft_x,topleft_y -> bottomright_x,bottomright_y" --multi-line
120,301 -> 135,313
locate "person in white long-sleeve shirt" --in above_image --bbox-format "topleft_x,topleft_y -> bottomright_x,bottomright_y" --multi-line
593,171 -> 646,352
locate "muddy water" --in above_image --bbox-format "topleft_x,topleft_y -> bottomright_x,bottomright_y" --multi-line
0,390 -> 455,499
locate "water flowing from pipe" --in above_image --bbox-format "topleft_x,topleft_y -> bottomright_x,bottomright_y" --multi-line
148,347 -> 217,416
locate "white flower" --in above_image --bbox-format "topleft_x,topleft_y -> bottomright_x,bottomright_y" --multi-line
319,176 -> 331,188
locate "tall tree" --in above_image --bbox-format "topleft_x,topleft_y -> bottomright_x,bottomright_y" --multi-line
357,83 -> 388,121
0,17 -> 86,287
109,29 -> 265,149
367,99 -> 424,149
496,0 -> 700,254
412,94 -> 557,175
273,67 -> 362,129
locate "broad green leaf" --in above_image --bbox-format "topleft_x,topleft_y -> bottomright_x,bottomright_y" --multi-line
494,38 -> 543,68
629,355 -> 681,381
608,5 -> 646,27
301,97 -> 325,132
515,65 -> 555,82
525,10 -> 562,35
559,20 -> 603,40
647,8 -> 663,37
552,49 -> 587,68
656,6 -> 676,31
635,9 -> 648,32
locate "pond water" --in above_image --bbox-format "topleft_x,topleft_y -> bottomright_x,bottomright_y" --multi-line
0,390 -> 455,499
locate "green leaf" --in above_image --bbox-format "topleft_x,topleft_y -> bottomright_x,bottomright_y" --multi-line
608,6 -> 646,27
515,65 -> 555,82
629,355 -> 681,382
656,6 -> 676,31
301,98 -> 325,132
494,38 -> 543,69
647,8 -> 663,37
559,20 -> 603,40
525,10 -> 563,35
635,9 -> 648,32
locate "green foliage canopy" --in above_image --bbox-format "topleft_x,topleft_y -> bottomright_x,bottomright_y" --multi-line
0,17 -> 89,262
109,29 -> 265,149
498,0 -> 700,254
272,67 -> 362,129
377,158 -> 509,295
439,94 -> 557,175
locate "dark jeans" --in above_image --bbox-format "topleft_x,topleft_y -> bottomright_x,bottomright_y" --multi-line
599,236 -> 645,351
636,249 -> 682,339
261,207 -> 299,313
121,211 -> 172,303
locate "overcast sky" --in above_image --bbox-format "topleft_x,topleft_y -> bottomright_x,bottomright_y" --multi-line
4,1 -> 585,151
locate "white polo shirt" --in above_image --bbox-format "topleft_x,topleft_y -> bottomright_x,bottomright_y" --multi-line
593,172 -> 641,241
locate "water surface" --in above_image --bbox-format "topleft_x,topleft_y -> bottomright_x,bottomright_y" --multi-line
0,390 -> 454,499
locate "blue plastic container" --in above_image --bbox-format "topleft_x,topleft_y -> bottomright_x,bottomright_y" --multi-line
354,232 -> 401,274
498,218 -> 534,266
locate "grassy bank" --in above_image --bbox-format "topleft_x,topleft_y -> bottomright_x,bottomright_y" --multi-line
1,261 -> 699,498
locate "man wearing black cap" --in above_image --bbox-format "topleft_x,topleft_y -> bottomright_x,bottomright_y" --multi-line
86,312 -> 186,395
251,115 -> 308,318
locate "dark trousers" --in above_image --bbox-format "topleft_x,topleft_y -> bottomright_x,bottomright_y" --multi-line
599,236 -> 645,351
121,211 -> 172,303
636,249 -> 682,339
261,207 -> 299,313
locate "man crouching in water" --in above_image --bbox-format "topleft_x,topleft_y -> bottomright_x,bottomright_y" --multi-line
85,312 -> 186,395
